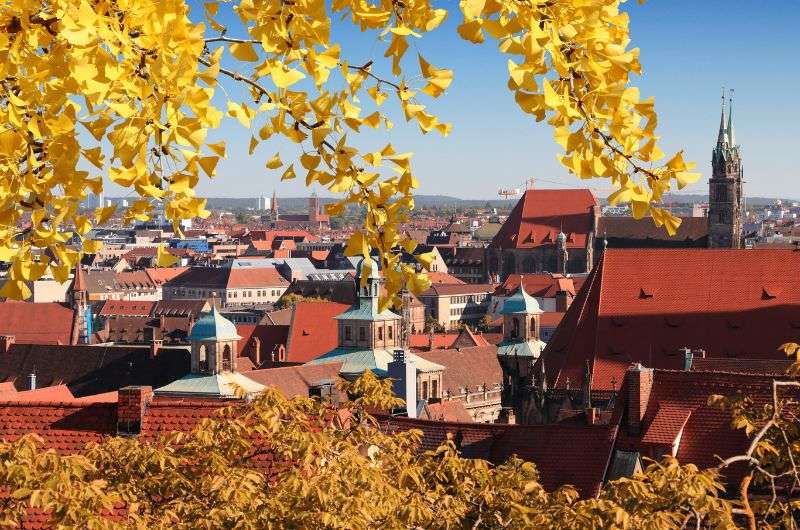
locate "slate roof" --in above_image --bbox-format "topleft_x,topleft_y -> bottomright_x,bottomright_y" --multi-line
490,189 -> 598,249
598,216 -> 708,242
540,249 -> 800,392
0,301 -> 75,345
0,344 -> 190,396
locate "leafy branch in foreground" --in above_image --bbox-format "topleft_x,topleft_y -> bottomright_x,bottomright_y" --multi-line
0,0 -> 692,305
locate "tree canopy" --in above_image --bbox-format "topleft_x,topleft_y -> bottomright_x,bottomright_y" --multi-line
0,0 -> 699,305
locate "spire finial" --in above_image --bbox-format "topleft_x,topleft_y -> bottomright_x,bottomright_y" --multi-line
727,88 -> 736,146
717,86 -> 727,146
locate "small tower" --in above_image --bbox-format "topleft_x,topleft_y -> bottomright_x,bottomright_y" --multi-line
708,89 -> 743,248
70,264 -> 90,345
187,306 -> 242,374
556,230 -> 569,276
309,192 -> 320,225
271,189 -> 279,224
496,283 -> 544,421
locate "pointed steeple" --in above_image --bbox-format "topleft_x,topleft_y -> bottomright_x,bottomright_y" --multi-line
727,90 -> 736,146
716,87 -> 728,147
71,264 -> 87,293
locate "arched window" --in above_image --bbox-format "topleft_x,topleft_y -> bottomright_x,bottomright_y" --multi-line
198,344 -> 208,372
222,344 -> 232,372
511,317 -> 520,339
531,316 -> 537,336
421,381 -> 429,400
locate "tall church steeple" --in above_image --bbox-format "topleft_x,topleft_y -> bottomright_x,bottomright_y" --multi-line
708,89 -> 743,249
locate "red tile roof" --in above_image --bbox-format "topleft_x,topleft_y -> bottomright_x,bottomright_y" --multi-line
419,284 -> 496,297
0,301 -> 75,345
227,267 -> 289,288
285,302 -> 349,363
379,415 -> 617,497
236,324 -> 289,368
426,271 -> 466,285
541,249 -> 800,392
97,300 -> 155,317
618,369 -> 800,485
423,400 -> 473,423
144,267 -> 189,286
690,358 -> 793,375
416,346 -> 502,395
491,189 -> 598,249
496,273 -> 586,298
245,363 -> 345,397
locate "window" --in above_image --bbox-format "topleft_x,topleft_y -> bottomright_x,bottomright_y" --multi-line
345,326 -> 352,340
359,327 -> 366,341
198,344 -> 208,372
422,381 -> 428,400
432,379 -> 438,399
222,345 -> 232,371
511,317 -> 520,339
378,327 -> 383,340
388,326 -> 393,339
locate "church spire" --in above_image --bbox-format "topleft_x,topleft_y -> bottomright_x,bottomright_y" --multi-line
716,87 -> 727,147
727,89 -> 736,146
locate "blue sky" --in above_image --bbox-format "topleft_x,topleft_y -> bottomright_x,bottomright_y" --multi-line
114,1 -> 800,201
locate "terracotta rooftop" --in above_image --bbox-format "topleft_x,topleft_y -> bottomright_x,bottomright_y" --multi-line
416,345 -> 502,396
496,273 -> 586,298
419,284 -> 496,297
598,216 -> 708,242
490,189 -> 598,249
285,301 -> 349,363
97,300 -> 155,317
540,249 -> 800,392
0,301 -> 75,345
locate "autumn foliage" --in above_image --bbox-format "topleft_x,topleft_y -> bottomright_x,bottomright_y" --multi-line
0,0 -> 699,304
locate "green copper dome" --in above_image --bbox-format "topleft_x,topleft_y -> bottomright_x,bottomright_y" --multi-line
356,256 -> 380,280
501,285 -> 542,315
188,306 -> 241,342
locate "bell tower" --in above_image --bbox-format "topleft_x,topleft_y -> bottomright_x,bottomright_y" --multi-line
708,89 -> 743,248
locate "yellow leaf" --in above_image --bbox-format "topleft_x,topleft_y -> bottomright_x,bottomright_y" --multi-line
270,63 -> 306,89
281,164 -> 297,181
300,153 -> 321,170
230,42 -> 259,62
0,280 -> 31,300
157,244 -> 179,267
266,153 -> 283,169
207,141 -> 226,157
94,205 -> 117,224
198,156 -> 219,177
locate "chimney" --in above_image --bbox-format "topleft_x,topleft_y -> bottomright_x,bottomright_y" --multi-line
625,363 -> 653,436
388,349 -> 417,419
682,347 -> 693,370
150,339 -> 163,358
117,386 -> 153,436
251,336 -> 262,366
0,335 -> 15,353
28,372 -> 36,390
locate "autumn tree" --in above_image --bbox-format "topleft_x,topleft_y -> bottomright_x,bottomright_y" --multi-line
0,0 -> 699,305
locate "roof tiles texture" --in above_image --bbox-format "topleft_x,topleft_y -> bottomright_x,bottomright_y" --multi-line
0,301 -> 75,345
490,189 -> 598,249
285,301 -> 349,363
541,249 -> 800,392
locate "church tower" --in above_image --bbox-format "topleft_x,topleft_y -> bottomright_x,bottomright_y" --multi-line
708,90 -> 743,248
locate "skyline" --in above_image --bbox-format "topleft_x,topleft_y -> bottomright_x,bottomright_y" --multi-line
102,1 -> 800,201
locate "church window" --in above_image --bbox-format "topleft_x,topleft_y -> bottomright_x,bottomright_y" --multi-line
432,379 -> 438,399
511,317 -> 520,339
222,345 -> 232,372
